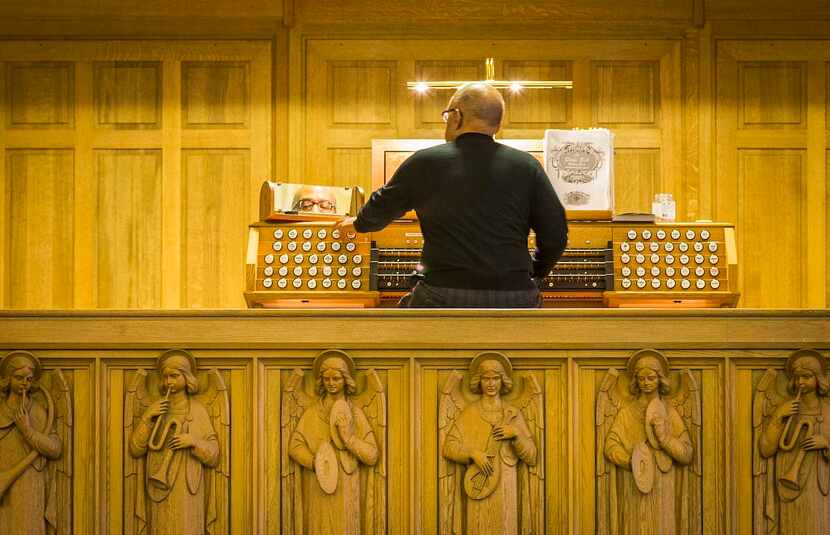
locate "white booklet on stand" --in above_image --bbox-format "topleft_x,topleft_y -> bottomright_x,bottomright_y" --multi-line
543,128 -> 615,214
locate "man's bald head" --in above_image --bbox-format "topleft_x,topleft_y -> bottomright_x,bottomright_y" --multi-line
450,83 -> 504,130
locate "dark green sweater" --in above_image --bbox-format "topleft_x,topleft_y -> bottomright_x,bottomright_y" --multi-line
355,133 -> 568,290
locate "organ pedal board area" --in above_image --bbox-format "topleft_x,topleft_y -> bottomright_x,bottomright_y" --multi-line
369,221 -> 739,308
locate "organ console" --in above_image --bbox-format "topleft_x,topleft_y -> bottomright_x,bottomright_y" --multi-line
245,138 -> 740,308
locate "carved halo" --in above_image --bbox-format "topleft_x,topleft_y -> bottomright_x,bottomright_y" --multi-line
785,348 -> 827,376
469,351 -> 513,379
312,348 -> 357,380
0,349 -> 43,380
156,348 -> 199,374
626,348 -> 669,377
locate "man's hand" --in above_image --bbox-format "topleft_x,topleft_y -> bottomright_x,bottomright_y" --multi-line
334,216 -> 358,233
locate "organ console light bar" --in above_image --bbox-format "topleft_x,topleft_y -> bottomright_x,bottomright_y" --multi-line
406,57 -> 573,92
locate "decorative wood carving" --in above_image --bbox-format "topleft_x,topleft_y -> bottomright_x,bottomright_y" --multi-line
438,351 -> 543,534
753,348 -> 830,534
125,349 -> 229,535
0,350 -> 72,534
282,349 -> 387,534
596,349 -> 702,534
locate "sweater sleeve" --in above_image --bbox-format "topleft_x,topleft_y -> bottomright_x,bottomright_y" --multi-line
529,162 -> 568,278
353,152 -> 420,233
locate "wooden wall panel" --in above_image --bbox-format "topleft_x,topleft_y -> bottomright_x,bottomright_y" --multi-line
328,60 -> 395,126
5,61 -> 74,128
328,147 -> 372,188
95,149 -> 162,308
94,61 -> 161,128
613,148 -> 661,214
6,149 -> 74,308
738,150 -> 804,308
503,61 -> 572,128
717,41 -> 828,308
0,40 -> 271,310
739,61 -> 806,128
592,61 -> 660,126
182,149 -> 250,308
182,61 -> 250,128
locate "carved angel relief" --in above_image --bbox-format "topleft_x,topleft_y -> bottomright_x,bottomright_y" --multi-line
0,350 -> 72,535
438,352 -> 543,535
125,349 -> 230,535
753,348 -> 830,534
596,349 -> 702,535
281,349 -> 387,535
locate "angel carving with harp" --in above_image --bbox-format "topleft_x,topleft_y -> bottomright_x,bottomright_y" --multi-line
0,350 -> 72,535
282,349 -> 386,535
754,348 -> 830,534
596,349 -> 701,535
439,352 -> 543,535
125,349 -> 229,535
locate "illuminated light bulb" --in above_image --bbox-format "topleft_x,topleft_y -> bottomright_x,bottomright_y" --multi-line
509,82 -> 523,93
414,82 -> 429,93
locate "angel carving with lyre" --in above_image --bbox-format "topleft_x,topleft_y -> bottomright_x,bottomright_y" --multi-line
596,349 -> 701,535
754,348 -> 830,534
125,349 -> 229,535
439,352 -> 543,535
0,350 -> 72,535
282,349 -> 386,535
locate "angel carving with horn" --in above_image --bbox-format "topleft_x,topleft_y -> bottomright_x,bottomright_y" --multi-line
282,349 -> 386,535
754,348 -> 830,534
126,349 -> 229,535
596,349 -> 701,535
0,350 -> 71,535
439,352 -> 543,535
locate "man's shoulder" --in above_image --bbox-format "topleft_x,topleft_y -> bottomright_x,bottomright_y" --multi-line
410,142 -> 455,161
494,142 -> 542,166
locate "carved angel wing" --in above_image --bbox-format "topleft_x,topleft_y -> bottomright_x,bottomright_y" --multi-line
353,369 -> 387,535
595,368 -> 622,535
44,369 -> 72,534
196,369 -> 230,535
438,370 -> 466,535
514,373 -> 544,534
669,369 -> 702,535
281,369 -> 312,535
124,369 -> 152,535
753,368 -> 782,535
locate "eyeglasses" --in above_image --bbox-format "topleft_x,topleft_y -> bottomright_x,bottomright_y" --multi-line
294,198 -> 337,212
441,108 -> 462,123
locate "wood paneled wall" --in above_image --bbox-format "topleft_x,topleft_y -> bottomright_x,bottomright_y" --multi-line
1,5 -> 830,309
0,41 -> 272,309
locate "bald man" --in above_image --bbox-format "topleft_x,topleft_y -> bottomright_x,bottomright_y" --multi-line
337,83 -> 568,308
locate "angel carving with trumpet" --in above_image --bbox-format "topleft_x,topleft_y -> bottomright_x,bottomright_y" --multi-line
282,349 -> 386,535
0,350 -> 71,535
439,352 -> 543,535
754,348 -> 830,534
596,349 -> 701,535
126,349 -> 229,535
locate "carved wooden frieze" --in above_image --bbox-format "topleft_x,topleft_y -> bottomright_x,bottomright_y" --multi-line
0,350 -> 72,534
124,349 -> 230,535
596,349 -> 702,534
281,349 -> 387,534
753,348 -> 830,534
438,351 -> 544,534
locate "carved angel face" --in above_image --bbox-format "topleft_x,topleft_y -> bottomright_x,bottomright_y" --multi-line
8,365 -> 34,396
635,368 -> 659,395
480,370 -> 502,398
321,368 -> 345,396
793,368 -> 818,395
161,366 -> 188,394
